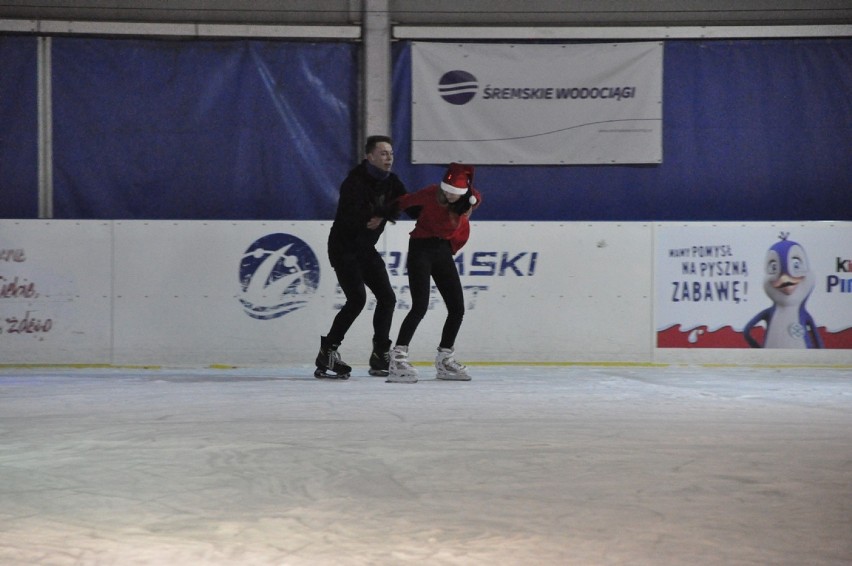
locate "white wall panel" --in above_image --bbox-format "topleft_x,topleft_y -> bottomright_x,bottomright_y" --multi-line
112,221 -> 333,366
445,221 -> 653,362
0,220 -> 112,364
109,220 -> 653,366
2,220 -> 847,369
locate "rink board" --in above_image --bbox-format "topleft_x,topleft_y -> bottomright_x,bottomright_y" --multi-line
0,221 -> 113,364
1,220 -> 849,366
110,220 -> 652,365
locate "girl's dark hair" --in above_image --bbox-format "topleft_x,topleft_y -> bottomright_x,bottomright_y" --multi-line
449,190 -> 474,215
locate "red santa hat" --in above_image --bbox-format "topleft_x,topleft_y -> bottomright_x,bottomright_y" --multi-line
440,162 -> 475,195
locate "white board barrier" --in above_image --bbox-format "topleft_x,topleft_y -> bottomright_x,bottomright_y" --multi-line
111,220 -> 652,365
0,220 -> 113,364
1,220 -> 849,367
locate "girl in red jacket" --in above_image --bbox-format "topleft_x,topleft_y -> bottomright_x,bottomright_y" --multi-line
388,163 -> 482,383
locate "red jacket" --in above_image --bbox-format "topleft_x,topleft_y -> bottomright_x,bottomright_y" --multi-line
397,184 -> 482,254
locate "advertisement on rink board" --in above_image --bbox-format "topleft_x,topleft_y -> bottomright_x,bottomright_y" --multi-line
235,220 -> 650,363
0,220 -> 563,365
0,221 -> 113,363
3,220 -> 850,366
410,42 -> 663,165
655,223 -> 852,349
238,222 -> 540,321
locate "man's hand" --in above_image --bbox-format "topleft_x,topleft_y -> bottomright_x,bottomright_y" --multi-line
366,216 -> 383,230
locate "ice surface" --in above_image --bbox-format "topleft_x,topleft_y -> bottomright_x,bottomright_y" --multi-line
0,364 -> 850,565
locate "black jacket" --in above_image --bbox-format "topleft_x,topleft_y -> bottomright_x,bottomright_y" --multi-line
328,160 -> 407,261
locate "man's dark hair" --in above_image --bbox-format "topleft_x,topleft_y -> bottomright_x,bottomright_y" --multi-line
365,135 -> 392,154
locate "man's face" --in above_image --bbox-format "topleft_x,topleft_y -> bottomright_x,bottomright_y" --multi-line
366,142 -> 394,171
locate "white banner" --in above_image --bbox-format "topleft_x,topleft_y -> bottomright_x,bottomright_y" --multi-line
411,42 -> 663,165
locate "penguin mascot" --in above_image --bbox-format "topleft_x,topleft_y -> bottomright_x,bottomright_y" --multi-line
743,233 -> 823,348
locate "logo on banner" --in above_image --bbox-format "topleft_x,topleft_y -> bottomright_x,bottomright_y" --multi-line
439,70 -> 478,105
238,233 -> 320,320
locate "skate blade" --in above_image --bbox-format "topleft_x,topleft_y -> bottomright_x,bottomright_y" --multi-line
314,368 -> 350,380
436,375 -> 471,381
385,377 -> 418,383
368,369 -> 389,377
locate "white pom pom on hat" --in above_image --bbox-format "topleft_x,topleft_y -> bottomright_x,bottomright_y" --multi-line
440,162 -> 475,195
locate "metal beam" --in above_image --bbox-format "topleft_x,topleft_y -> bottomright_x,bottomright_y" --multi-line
394,24 -> 852,40
0,19 -> 360,39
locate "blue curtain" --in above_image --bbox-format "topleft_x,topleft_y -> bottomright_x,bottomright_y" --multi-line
51,38 -> 358,219
0,36 -> 39,218
3,36 -> 850,220
392,39 -> 852,221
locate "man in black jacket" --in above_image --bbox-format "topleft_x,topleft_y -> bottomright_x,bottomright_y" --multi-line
315,135 -> 407,379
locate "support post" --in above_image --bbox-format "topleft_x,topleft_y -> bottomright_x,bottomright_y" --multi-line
362,0 -> 391,138
37,36 -> 53,219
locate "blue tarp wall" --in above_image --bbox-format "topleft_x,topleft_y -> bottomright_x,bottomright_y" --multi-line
1,36 -> 850,221
0,35 -> 39,218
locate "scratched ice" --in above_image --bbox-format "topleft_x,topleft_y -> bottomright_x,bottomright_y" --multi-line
0,364 -> 850,565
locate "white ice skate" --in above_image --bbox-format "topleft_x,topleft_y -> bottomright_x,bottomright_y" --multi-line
435,348 -> 471,381
387,345 -> 418,383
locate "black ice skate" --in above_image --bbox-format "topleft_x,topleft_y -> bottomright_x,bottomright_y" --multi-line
314,336 -> 351,379
368,338 -> 391,377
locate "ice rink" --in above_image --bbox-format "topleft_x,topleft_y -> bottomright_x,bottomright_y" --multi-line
0,364 -> 850,565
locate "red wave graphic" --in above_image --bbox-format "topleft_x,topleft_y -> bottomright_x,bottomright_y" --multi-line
657,325 -> 852,349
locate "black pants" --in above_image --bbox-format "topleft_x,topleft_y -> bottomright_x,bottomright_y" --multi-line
327,249 -> 395,346
396,238 -> 465,350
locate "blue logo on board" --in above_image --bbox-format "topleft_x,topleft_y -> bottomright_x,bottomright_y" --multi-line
238,233 -> 320,319
439,70 -> 478,105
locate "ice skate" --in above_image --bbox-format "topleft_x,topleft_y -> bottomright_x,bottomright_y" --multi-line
368,338 -> 391,377
435,348 -> 471,381
314,336 -> 351,379
387,345 -> 418,383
